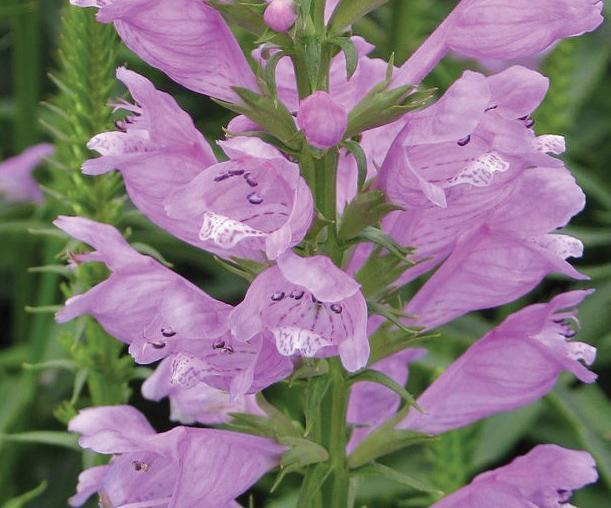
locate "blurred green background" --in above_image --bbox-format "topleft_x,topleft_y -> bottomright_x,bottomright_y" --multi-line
0,1 -> 610,506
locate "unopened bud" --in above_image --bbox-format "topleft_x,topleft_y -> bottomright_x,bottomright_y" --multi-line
264,0 -> 297,33
297,91 -> 348,150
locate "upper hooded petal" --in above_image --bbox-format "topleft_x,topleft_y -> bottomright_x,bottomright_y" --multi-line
75,0 -> 258,102
432,445 -> 597,507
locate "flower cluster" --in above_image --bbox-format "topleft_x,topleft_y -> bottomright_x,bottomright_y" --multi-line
57,0 -> 603,505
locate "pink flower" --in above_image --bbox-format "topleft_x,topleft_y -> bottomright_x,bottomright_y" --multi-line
69,0 -> 258,102
297,91 -> 348,149
83,67 -> 217,247
0,144 -> 53,202
164,155 -> 314,260
54,216 -> 230,361
230,251 -> 370,372
396,0 -> 604,85
68,405 -> 284,507
54,216 -> 293,396
400,164 -> 586,329
379,66 -> 556,209
264,0 -> 297,32
399,291 -> 596,435
432,445 -> 597,508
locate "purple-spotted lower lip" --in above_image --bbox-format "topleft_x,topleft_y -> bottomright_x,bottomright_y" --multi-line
457,135 -> 471,147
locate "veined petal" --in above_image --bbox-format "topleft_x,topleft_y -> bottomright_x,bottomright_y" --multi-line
74,0 -> 258,102
401,291 -> 595,434
165,157 -> 313,260
432,445 -> 597,508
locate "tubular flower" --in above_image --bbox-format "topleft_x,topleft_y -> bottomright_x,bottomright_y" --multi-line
82,67 -> 217,246
431,445 -> 597,508
69,0 -> 258,102
54,216 -> 292,396
396,0 -> 604,85
68,405 -> 284,507
400,164 -> 586,329
379,66 -> 556,209
164,155 -> 314,260
0,144 -> 53,202
54,216 -> 230,357
230,251 -> 370,372
399,291 -> 596,435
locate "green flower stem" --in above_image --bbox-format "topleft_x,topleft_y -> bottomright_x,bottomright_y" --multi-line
292,47 -> 313,99
322,359 -> 351,508
48,6 -> 127,413
292,4 -> 352,505
315,149 -> 340,263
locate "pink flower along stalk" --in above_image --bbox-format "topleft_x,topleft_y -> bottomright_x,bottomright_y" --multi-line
54,216 -> 293,398
69,0 -> 258,102
432,444 -> 598,508
0,144 -> 53,202
230,250 -> 369,372
396,0 -> 604,85
60,0 -> 605,505
68,405 -> 283,507
398,291 -> 596,434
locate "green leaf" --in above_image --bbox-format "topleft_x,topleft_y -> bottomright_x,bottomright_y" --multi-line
338,190 -> 402,241
356,226 -> 413,259
346,84 -> 435,138
70,368 -> 89,405
272,437 -> 329,492
356,251 -> 412,300
2,481 -> 48,508
349,369 -> 420,410
328,0 -> 389,35
343,140 -> 368,191
332,37 -> 358,80
22,359 -> 76,372
548,385 -> 611,489
24,305 -> 61,314
209,0 -> 267,37
263,50 -> 289,97
279,437 -> 329,468
304,375 -> 332,436
130,242 -> 174,267
368,302 -> 421,335
27,264 -> 71,276
353,462 -> 442,496
348,426 -> 433,469
213,256 -> 269,282
288,358 -> 329,384
0,431 -> 79,450
226,392 -> 301,439
296,462 -> 331,508
230,87 -> 300,148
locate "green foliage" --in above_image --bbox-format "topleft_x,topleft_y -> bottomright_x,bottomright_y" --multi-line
45,5 -> 123,222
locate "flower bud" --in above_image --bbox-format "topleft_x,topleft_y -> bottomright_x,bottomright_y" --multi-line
264,0 -> 297,33
297,91 -> 348,150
